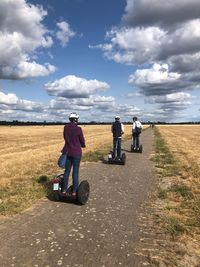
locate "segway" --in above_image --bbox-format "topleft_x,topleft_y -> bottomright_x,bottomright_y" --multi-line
130,144 -> 143,153
107,151 -> 126,165
52,174 -> 90,205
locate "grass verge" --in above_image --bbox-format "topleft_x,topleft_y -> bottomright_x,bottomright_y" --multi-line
146,126 -> 200,265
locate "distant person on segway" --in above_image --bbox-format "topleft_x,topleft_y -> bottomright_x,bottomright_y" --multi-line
61,112 -> 85,197
132,116 -> 142,150
111,116 -> 124,159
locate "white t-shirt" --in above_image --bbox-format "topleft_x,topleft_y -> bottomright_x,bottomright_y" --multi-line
132,120 -> 142,130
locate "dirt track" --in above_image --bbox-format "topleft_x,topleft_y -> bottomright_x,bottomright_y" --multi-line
0,128 -> 155,267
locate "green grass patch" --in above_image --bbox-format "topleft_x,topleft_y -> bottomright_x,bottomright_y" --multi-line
0,176 -> 52,216
164,216 -> 185,237
83,147 -> 111,162
152,127 -> 180,177
157,188 -> 168,199
170,184 -> 193,198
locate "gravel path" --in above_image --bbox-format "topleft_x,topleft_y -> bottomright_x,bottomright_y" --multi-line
0,128 -> 155,267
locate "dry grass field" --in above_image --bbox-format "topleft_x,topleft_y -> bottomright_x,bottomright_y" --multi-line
0,124 -> 142,215
0,125 -> 132,187
151,125 -> 200,266
158,125 -> 200,172
158,125 -> 200,195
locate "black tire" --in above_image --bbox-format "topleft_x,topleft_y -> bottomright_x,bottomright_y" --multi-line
139,145 -> 143,153
121,153 -> 126,165
131,144 -> 133,152
77,180 -> 90,205
53,192 -> 60,201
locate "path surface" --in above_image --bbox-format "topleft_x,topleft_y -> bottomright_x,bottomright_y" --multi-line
0,128 -> 155,267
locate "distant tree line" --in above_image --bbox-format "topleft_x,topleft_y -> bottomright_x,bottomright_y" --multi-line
0,120 -> 200,126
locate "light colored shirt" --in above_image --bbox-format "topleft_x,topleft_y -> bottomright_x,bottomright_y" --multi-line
132,120 -> 142,130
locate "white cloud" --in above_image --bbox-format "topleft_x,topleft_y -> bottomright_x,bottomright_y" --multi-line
123,0 -> 200,28
129,64 -> 180,86
56,21 -> 75,47
148,92 -> 192,104
0,91 -> 43,112
45,75 -> 110,98
93,26 -> 165,65
0,0 -> 56,79
16,60 -> 57,78
49,95 -> 115,111
0,92 -> 18,105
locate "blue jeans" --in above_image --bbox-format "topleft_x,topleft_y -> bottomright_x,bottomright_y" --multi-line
133,134 -> 140,149
113,138 -> 121,158
62,155 -> 81,192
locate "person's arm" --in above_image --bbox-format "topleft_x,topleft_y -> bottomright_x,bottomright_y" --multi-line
61,125 -> 67,153
79,128 -> 86,148
131,123 -> 134,135
121,123 -> 124,134
63,125 -> 66,140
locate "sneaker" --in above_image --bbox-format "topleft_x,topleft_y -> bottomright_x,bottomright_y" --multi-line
61,187 -> 68,195
137,147 -> 140,150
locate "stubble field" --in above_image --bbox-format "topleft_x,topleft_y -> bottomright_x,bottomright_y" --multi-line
0,124 -> 135,187
151,125 -> 200,266
157,125 -> 200,195
0,124 -> 134,215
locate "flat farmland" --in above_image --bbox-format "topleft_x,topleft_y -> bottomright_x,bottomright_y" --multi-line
157,125 -> 200,187
0,124 -> 134,187
0,124 -> 139,215
152,125 -> 200,265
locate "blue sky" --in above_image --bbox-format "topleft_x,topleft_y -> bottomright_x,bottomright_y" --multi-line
0,0 -> 200,122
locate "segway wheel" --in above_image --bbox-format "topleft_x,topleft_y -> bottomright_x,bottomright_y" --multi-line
139,145 -> 143,153
131,144 -> 134,152
53,192 -> 60,201
77,180 -> 90,205
121,153 -> 126,165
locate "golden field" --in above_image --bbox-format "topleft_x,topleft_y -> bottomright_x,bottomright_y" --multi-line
0,124 -> 141,215
154,125 -> 200,265
157,125 -> 200,189
0,124 -> 134,188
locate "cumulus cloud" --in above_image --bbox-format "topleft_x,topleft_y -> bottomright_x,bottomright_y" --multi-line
56,21 -> 75,47
129,64 -> 183,96
0,0 -> 56,79
49,95 -> 115,111
45,75 -> 110,98
0,92 -> 18,105
94,0 -> 200,75
148,92 -> 192,111
123,0 -> 200,28
0,91 -> 43,113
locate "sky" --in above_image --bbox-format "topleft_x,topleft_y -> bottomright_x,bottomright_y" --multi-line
0,0 -> 200,123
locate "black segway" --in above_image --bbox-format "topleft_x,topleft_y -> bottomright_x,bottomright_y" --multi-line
52,174 -> 90,205
108,151 -> 126,165
130,144 -> 143,153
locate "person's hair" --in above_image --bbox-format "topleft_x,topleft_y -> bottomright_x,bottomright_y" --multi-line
133,116 -> 137,120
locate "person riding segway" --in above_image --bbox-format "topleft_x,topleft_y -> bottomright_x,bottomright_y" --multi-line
131,116 -> 143,153
108,116 -> 126,165
52,112 -> 90,205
